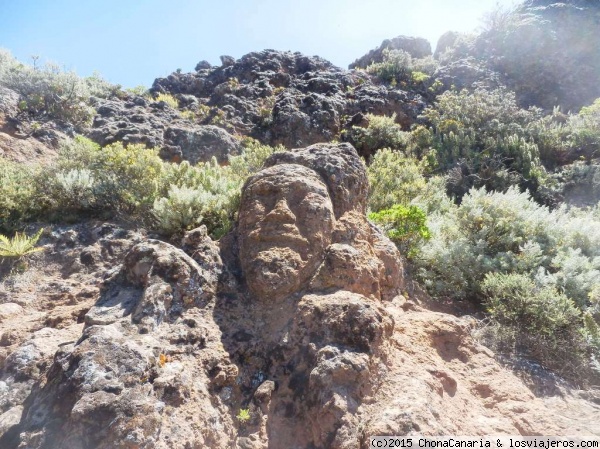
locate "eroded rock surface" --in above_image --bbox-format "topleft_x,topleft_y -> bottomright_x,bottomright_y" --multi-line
151,49 -> 426,151
2,144 -> 600,449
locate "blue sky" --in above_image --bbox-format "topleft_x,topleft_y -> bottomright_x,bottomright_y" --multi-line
0,0 -> 515,88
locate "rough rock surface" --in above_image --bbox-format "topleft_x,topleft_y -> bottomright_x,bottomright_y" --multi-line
0,87 -> 64,163
1,145 -> 600,448
150,49 -> 427,150
349,35 -> 433,69
163,124 -> 242,163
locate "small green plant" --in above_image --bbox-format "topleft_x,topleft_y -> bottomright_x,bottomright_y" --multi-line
367,48 -> 412,84
236,408 -> 251,424
154,93 -> 179,109
180,110 -> 196,121
152,185 -> 207,235
481,272 -> 587,376
411,71 -> 430,84
369,205 -> 430,257
349,113 -> 410,156
227,77 -> 240,90
196,104 -> 212,122
125,85 -> 148,96
0,228 -> 44,258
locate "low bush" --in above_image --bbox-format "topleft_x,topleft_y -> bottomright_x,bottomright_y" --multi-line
2,135 -> 283,239
414,185 -> 600,379
369,204 -> 430,257
156,158 -> 241,237
420,88 -> 545,195
0,159 -> 41,232
366,48 -> 438,87
228,138 -> 284,183
367,49 -> 412,84
367,149 -> 428,211
349,114 -> 410,157
0,50 -> 118,128
153,93 -> 179,109
481,272 -> 587,376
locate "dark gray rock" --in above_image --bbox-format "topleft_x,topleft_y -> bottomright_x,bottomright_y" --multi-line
349,35 -> 432,69
220,55 -> 236,67
195,60 -> 212,71
163,124 -> 242,164
150,50 -> 427,151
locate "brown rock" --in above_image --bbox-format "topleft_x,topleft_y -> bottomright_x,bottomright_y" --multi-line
238,164 -> 335,301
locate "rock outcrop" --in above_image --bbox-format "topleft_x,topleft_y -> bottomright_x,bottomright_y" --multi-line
150,49 -> 427,150
349,35 -> 433,69
2,144 -> 600,448
86,96 -> 242,163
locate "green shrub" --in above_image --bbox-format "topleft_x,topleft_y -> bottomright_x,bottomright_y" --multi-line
152,185 -> 207,235
367,149 -> 428,211
0,159 -> 41,231
366,49 -> 438,86
0,52 -> 97,128
483,272 -> 581,339
0,133 -> 286,238
153,140 -> 283,237
367,49 -> 412,84
228,139 -> 284,183
420,88 -> 545,196
481,272 -> 587,375
157,158 -> 241,237
125,85 -> 148,96
526,108 -> 573,168
411,71 -> 430,84
415,186 -> 600,377
39,137 -> 164,218
56,134 -> 102,171
0,228 -> 44,258
569,98 -> 600,163
53,168 -> 97,212
153,93 -> 179,109
180,110 -> 196,121
350,113 -> 410,156
96,142 -> 165,214
416,186 -> 600,304
369,205 -> 430,257
84,71 -> 121,99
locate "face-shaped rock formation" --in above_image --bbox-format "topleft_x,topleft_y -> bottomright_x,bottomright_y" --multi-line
224,143 -> 405,447
238,164 -> 335,300
234,142 -> 403,303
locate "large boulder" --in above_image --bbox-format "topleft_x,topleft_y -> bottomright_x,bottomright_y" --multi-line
163,124 -> 242,163
11,235 -> 238,449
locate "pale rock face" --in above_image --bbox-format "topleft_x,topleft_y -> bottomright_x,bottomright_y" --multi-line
238,164 -> 335,300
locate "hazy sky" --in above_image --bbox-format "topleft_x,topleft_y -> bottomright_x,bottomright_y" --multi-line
0,0 -> 516,88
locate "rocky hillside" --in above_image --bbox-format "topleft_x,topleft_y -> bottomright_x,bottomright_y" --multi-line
1,0 -> 600,447
1,145 -> 599,449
